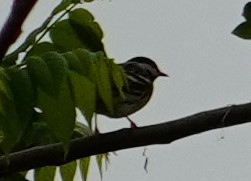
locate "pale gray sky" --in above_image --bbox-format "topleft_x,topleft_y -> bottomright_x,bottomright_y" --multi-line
1,0 -> 251,181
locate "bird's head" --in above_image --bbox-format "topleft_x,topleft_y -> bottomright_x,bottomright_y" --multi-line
121,57 -> 168,83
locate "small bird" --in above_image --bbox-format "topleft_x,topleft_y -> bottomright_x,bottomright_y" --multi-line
95,57 -> 168,127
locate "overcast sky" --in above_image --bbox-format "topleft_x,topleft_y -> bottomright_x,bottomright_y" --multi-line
1,0 -> 251,181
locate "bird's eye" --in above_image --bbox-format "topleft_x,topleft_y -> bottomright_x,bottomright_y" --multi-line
146,69 -> 152,77
133,66 -> 142,74
126,64 -> 134,70
125,64 -> 141,74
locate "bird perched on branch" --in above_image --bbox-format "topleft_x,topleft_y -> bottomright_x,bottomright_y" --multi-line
95,57 -> 168,128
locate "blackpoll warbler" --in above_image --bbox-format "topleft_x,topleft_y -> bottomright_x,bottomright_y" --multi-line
95,57 -> 168,127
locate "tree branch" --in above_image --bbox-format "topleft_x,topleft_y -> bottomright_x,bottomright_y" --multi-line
0,102 -> 251,175
0,0 -> 38,62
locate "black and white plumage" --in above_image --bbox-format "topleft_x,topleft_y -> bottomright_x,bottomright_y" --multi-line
95,57 -> 167,126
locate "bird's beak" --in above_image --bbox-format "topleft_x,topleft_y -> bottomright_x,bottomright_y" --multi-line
159,71 -> 169,77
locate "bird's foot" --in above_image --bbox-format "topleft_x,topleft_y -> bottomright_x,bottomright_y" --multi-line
126,116 -> 137,128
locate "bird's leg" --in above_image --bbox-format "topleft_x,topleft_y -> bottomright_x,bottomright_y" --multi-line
126,116 -> 137,128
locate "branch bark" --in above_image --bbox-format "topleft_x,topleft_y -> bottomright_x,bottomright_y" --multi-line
0,0 -> 38,62
0,102 -> 251,175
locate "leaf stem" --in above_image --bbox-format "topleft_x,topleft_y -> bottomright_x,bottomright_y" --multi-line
35,4 -> 77,45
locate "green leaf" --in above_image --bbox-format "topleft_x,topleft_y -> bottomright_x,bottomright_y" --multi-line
95,153 -> 110,180
232,21 -> 251,39
41,52 -> 68,96
27,56 -> 54,96
50,20 -> 86,52
28,51 -> 69,96
27,51 -> 80,149
63,51 -> 86,76
0,68 -> 11,119
69,71 -> 96,124
34,166 -> 56,181
2,0 -> 84,66
0,69 -> 22,153
37,83 -> 76,151
69,8 -> 104,52
52,0 -> 79,15
0,68 -> 11,100
110,61 -> 127,98
2,0 -> 89,66
29,52 -> 75,149
79,157 -> 91,181
96,154 -> 103,179
0,95 -> 21,154
60,160 -> 77,181
27,42 -> 56,57
23,118 -> 58,147
243,2 -> 251,21
69,9 -> 103,40
2,53 -> 18,67
71,49 -> 92,77
48,8 -> 105,52
9,69 -> 35,130
73,122 -> 91,138
92,53 -> 113,113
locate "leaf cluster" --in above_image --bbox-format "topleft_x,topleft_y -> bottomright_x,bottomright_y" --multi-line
0,0 -> 126,180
